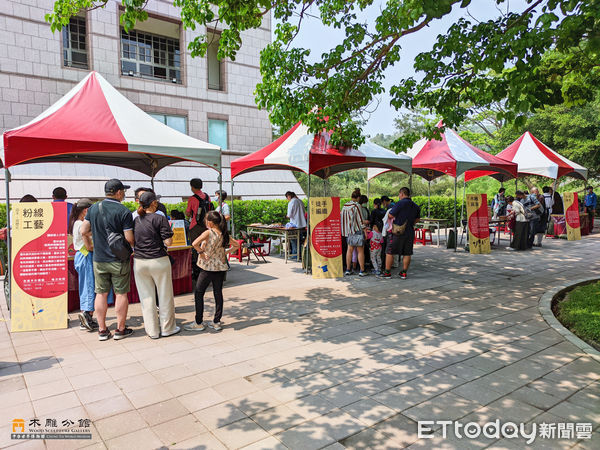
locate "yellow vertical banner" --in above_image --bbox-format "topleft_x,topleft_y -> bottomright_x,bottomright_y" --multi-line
310,197 -> 343,278
563,192 -> 581,241
11,202 -> 68,332
466,194 -> 491,254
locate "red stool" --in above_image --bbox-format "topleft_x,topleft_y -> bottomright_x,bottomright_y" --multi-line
419,227 -> 433,245
229,239 -> 249,263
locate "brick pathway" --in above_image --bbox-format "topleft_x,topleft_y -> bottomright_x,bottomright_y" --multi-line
1,236 -> 599,449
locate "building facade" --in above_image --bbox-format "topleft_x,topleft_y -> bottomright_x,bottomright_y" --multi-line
0,0 -> 304,202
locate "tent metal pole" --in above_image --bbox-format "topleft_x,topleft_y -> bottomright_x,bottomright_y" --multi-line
461,176 -> 466,222
427,180 -> 431,217
230,179 -> 235,238
515,177 -> 518,193
367,180 -> 370,199
218,173 -> 223,211
454,177 -> 457,252
5,168 -> 11,314
306,174 -> 311,273
409,175 -> 413,192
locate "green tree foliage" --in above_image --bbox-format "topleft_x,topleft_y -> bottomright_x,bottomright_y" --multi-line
46,1 -> 600,150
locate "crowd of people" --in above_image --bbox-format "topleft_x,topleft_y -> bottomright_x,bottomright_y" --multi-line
12,178 -> 238,342
12,178 -> 596,338
492,185 -> 595,251
341,187 -> 421,280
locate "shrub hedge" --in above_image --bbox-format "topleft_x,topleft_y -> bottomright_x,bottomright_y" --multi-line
0,196 -> 464,235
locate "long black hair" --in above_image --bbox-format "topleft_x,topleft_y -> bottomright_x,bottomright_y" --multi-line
68,203 -> 87,234
206,210 -> 230,248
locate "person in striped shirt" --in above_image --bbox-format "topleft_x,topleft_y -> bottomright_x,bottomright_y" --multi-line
342,189 -> 367,276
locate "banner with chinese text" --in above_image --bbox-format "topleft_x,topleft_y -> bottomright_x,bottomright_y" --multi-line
310,197 -> 343,278
169,220 -> 187,247
466,194 -> 491,254
11,202 -> 68,332
563,192 -> 581,241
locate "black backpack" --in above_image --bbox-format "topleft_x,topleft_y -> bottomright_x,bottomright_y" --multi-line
193,194 -> 214,229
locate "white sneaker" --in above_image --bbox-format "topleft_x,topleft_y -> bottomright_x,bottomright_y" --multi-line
208,321 -> 222,331
184,322 -> 206,331
162,326 -> 181,337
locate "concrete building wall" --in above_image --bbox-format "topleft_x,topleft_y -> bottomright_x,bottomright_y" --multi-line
0,0 -> 304,202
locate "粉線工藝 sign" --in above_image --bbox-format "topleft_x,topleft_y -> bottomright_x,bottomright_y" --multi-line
11,202 -> 68,331
563,192 -> 581,241
310,197 -> 343,278
466,194 -> 491,254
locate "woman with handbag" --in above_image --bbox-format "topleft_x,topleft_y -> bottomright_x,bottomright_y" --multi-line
507,196 -> 528,251
133,191 -> 180,339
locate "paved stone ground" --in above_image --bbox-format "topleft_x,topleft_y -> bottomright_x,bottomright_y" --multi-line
1,234 -> 599,449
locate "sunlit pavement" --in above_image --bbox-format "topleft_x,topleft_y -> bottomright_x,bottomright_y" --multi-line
1,235 -> 599,449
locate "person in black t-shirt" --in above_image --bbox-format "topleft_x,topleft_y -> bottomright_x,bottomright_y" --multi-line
133,191 -> 179,339
82,179 -> 135,341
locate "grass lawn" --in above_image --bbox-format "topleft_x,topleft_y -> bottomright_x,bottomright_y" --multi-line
556,281 -> 600,349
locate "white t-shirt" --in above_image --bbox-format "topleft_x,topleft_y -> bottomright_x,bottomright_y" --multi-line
216,203 -> 231,230
72,220 -> 85,251
132,209 -> 165,220
287,197 -> 307,228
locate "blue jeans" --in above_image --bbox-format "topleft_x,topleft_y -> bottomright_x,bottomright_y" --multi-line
74,251 -> 114,311
289,231 -> 306,260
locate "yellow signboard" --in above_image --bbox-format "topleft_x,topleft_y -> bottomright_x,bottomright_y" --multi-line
563,192 -> 581,241
169,220 -> 188,247
466,194 -> 491,254
310,197 -> 343,278
11,202 -> 68,332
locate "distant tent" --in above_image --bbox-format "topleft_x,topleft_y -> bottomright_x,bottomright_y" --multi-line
465,131 -> 587,181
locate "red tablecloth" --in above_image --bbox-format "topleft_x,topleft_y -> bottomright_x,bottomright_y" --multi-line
68,247 -> 192,313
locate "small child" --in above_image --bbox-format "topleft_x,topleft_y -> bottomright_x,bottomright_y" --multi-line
366,224 -> 384,275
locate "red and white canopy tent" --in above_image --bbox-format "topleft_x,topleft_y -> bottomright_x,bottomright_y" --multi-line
231,121 -> 412,179
1,71 -> 221,298
465,131 -> 588,182
230,121 -> 412,265
368,124 -> 518,249
2,71 -> 221,176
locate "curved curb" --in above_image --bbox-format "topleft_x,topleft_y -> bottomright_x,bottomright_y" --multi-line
539,277 -> 600,362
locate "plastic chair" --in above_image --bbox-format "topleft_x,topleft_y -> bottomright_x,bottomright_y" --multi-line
240,231 -> 267,264
253,237 -> 271,256
417,227 -> 433,245
228,239 -> 249,263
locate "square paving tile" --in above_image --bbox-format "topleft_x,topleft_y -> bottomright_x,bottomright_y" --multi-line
212,418 -> 271,449
151,413 -> 208,446
138,398 -> 189,427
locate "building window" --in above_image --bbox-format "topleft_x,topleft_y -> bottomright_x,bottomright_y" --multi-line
207,31 -> 223,90
149,114 -> 187,134
63,16 -> 88,69
121,29 -> 181,83
208,119 -> 228,149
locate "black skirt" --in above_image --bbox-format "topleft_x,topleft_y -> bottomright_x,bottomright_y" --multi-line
511,221 -> 529,250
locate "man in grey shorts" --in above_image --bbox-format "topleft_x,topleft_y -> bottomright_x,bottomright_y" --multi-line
81,179 -> 135,341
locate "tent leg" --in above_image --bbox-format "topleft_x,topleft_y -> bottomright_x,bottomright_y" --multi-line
5,169 -> 11,316
367,180 -> 370,199
454,177 -> 457,252
230,179 -> 235,238
515,177 -> 518,193
427,180 -> 431,217
461,176 -> 466,222
306,175 -> 311,273
409,175 -> 413,192
218,174 -> 223,211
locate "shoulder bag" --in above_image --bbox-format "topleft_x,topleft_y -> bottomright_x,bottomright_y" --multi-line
99,201 -> 132,262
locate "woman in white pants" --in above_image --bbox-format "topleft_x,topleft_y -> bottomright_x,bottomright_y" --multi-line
133,191 -> 179,339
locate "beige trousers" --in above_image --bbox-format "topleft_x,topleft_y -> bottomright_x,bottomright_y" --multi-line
133,256 -> 177,338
